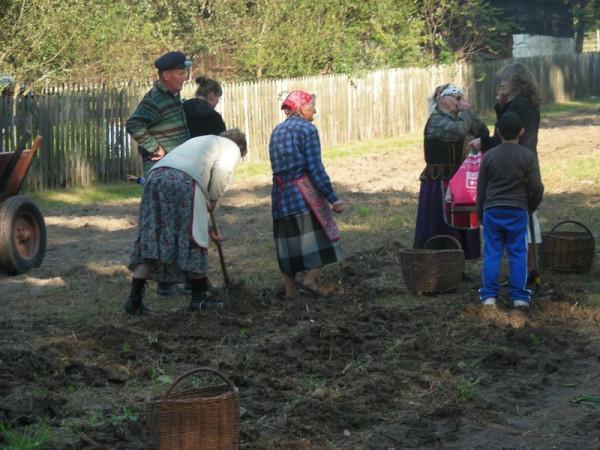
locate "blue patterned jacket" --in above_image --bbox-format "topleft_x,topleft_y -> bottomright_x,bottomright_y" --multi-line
269,116 -> 338,220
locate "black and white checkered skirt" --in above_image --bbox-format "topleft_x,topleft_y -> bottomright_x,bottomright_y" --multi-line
273,210 -> 343,275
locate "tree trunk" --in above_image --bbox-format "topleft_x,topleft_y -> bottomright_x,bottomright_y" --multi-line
575,18 -> 585,53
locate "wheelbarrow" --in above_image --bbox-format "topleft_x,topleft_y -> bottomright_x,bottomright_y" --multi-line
0,134 -> 46,275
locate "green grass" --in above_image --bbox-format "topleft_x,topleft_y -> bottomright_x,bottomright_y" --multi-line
452,375 -> 479,402
355,205 -> 372,217
0,422 -> 52,450
60,407 -> 139,435
297,374 -> 328,392
108,407 -> 140,424
572,395 -> 600,410
235,160 -> 270,179
541,97 -> 600,117
436,370 -> 480,404
148,365 -> 173,386
27,182 -> 141,209
561,158 -> 600,182
529,333 -> 543,350
325,132 -> 421,160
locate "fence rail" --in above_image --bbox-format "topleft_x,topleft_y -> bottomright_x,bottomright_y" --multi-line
1,52 -> 599,191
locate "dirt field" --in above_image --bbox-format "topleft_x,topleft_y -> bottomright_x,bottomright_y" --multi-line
1,105 -> 600,449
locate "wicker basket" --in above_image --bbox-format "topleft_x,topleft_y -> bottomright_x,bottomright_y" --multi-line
540,220 -> 595,273
399,235 -> 465,294
146,367 -> 240,450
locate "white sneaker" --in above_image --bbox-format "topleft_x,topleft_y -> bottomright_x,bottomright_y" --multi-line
482,297 -> 497,306
513,300 -> 530,310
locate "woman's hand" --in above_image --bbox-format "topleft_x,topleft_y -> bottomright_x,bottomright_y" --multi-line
332,200 -> 345,213
496,92 -> 509,108
467,138 -> 481,151
150,146 -> 166,161
457,98 -> 471,112
209,227 -> 223,242
208,201 -> 217,212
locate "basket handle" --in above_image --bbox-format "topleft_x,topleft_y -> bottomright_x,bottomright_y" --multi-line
549,220 -> 594,237
162,367 -> 236,401
424,234 -> 463,250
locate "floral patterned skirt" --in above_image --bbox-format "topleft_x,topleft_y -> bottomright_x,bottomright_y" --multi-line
128,167 -> 207,282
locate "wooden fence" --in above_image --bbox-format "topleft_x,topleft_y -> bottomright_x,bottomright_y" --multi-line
1,52 -> 599,191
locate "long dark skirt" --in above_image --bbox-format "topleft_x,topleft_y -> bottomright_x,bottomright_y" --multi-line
274,210 -> 343,275
413,178 -> 481,260
129,167 -> 207,282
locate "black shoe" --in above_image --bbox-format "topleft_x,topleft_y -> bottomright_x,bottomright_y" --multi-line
123,295 -> 152,315
189,293 -> 224,312
157,282 -> 189,297
189,291 -> 208,311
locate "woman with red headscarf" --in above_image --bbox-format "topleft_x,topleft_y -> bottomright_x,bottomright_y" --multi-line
269,90 -> 345,299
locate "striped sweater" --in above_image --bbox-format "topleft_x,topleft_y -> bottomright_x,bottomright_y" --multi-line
126,81 -> 190,158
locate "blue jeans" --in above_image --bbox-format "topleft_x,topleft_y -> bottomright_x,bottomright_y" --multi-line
479,207 -> 531,303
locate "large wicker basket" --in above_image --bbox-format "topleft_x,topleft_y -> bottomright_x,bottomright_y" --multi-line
540,220 -> 595,273
146,367 -> 240,450
399,235 -> 465,294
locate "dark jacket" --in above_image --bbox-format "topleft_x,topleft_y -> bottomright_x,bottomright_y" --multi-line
482,95 -> 540,153
420,109 -> 489,180
477,142 -> 544,220
183,98 -> 226,138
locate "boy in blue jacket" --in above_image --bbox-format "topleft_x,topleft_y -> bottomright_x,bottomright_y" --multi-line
477,112 -> 544,310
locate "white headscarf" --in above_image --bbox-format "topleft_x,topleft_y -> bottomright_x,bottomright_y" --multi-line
428,84 -> 463,112
438,84 -> 463,98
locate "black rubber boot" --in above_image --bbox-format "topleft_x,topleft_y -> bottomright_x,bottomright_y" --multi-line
189,290 -> 209,312
189,277 -> 217,311
124,278 -> 151,315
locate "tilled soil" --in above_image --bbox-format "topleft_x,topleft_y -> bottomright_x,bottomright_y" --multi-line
1,107 -> 600,449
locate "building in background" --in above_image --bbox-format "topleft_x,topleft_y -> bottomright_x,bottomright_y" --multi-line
490,0 -> 575,57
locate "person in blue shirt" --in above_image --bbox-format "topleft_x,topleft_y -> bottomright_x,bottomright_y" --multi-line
269,90 -> 345,299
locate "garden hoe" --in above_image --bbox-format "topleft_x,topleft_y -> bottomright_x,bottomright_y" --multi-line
209,211 -> 230,287
209,210 -> 246,293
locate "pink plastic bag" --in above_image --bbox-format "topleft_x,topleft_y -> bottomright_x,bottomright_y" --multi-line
448,152 -> 481,206
444,152 -> 481,229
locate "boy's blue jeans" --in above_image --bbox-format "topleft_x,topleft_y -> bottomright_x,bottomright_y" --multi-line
479,207 -> 531,303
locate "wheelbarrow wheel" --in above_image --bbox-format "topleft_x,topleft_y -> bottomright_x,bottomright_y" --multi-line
0,195 -> 46,275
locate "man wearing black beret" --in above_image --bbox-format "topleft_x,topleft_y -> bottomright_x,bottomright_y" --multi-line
126,51 -> 192,296
126,51 -> 192,173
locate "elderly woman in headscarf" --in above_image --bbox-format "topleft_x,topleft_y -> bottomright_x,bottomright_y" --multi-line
469,62 -> 542,281
269,90 -> 345,299
413,84 -> 488,261
124,129 -> 247,314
